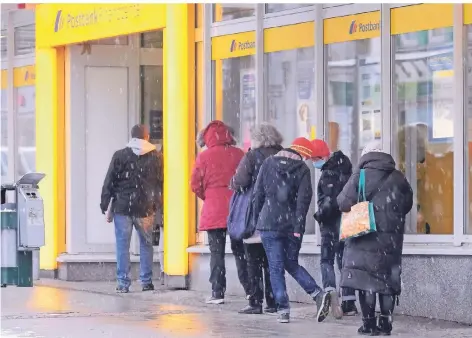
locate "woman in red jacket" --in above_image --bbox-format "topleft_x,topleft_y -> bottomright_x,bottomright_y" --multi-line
191,120 -> 247,304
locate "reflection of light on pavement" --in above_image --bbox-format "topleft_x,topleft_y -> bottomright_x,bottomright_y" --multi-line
145,312 -> 206,336
1,329 -> 44,338
26,287 -> 69,312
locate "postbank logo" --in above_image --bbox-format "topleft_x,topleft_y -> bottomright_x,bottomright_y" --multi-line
230,39 -> 255,52
53,5 -> 141,33
349,20 -> 380,34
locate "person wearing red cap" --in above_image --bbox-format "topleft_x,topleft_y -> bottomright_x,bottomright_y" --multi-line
252,137 -> 331,324
311,139 -> 358,319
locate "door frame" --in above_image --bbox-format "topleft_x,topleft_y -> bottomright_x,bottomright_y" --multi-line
66,40 -> 139,254
130,33 -> 164,255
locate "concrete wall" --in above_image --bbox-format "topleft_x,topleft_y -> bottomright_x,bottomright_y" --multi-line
189,252 -> 472,325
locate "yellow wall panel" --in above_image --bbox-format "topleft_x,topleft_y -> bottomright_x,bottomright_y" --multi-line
264,22 -> 314,53
212,31 -> 255,60
465,4 -> 472,25
13,65 -> 36,87
1,70 -> 6,89
391,4 -> 453,35
324,11 -> 380,44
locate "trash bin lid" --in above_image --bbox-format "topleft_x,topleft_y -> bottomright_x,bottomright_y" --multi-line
16,172 -> 46,186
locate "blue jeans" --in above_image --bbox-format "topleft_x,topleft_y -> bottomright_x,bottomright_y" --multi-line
261,231 -> 322,314
320,228 -> 356,301
114,214 -> 155,288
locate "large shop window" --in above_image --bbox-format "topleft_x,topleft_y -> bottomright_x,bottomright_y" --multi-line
212,33 -> 256,150
467,25 -> 472,235
393,25 -> 454,235
324,13 -> 381,167
213,4 -> 255,22
1,85 -> 7,179
264,23 -> 317,235
16,84 -> 36,178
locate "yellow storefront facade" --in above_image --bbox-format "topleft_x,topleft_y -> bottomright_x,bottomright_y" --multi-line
1,3 -> 471,324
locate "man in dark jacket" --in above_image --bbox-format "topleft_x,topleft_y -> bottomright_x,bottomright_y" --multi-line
100,124 -> 163,293
311,139 -> 358,318
337,141 -> 413,335
253,137 -> 330,324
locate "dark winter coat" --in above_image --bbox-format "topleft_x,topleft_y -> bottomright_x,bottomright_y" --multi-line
191,121 -> 244,231
253,149 -> 313,235
337,151 -> 413,295
100,139 -> 163,218
314,151 -> 352,232
230,145 -> 283,192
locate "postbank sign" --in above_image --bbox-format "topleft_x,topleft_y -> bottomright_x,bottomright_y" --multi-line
36,3 -> 166,48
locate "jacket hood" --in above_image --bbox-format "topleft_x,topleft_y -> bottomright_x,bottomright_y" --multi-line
322,150 -> 352,174
358,151 -> 396,172
273,149 -> 307,174
203,121 -> 234,148
127,138 -> 156,156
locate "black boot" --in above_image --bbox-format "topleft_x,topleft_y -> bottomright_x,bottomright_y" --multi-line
238,301 -> 263,314
342,300 -> 359,316
358,317 -> 379,336
377,315 -> 392,336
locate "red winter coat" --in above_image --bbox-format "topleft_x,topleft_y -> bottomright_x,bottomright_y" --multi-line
191,121 -> 244,231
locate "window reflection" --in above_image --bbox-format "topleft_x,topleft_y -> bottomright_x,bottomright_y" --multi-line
326,37 -> 381,166
265,4 -> 312,13
14,24 -> 35,56
140,66 -> 163,145
212,55 -> 256,150
213,4 -> 255,22
141,31 -> 163,49
393,27 -> 454,235
16,86 -> 36,178
1,88 -> 7,179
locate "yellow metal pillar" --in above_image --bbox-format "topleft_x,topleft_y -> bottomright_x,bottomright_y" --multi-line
163,4 -> 196,288
35,46 -> 65,271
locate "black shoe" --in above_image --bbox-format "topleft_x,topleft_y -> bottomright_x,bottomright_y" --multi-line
342,300 -> 359,316
238,304 -> 263,314
358,317 -> 379,336
315,291 -> 331,323
142,283 -> 154,292
377,315 -> 392,336
115,285 -> 129,293
264,305 -> 277,314
277,313 -> 290,323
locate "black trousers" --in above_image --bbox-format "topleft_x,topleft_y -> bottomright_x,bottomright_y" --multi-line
358,290 -> 395,319
207,229 -> 250,298
245,243 -> 275,308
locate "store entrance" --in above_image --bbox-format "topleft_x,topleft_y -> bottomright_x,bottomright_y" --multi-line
67,31 -> 164,254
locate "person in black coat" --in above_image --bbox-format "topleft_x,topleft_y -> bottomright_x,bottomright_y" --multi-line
253,137 -> 331,324
100,124 -> 163,293
230,123 -> 283,315
312,140 -> 358,319
337,141 -> 413,336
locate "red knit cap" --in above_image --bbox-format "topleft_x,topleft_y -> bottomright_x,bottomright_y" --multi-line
290,137 -> 315,159
311,139 -> 330,158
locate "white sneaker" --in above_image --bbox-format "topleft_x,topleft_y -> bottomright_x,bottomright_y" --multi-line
329,290 -> 343,320
206,296 -> 224,305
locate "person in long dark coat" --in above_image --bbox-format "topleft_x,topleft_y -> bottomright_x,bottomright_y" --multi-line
337,141 -> 413,336
230,123 -> 283,315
